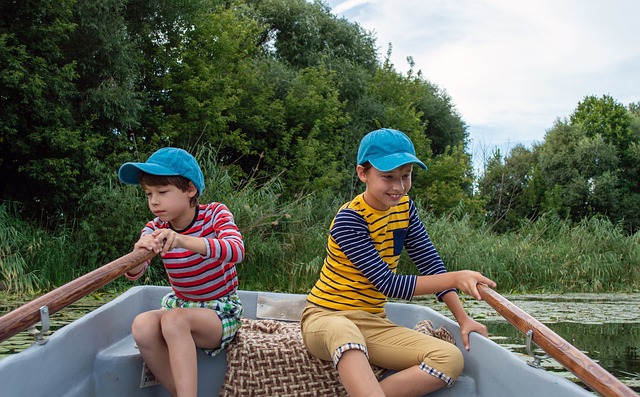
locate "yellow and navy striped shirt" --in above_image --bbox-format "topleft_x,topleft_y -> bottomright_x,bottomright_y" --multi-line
308,193 -> 453,313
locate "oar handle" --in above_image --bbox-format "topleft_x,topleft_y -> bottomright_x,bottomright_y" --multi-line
0,249 -> 156,343
477,284 -> 637,397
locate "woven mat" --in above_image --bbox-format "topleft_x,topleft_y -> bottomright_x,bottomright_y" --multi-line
220,317 -> 455,397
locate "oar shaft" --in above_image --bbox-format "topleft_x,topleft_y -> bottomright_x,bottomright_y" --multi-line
478,284 -> 637,397
0,250 -> 156,343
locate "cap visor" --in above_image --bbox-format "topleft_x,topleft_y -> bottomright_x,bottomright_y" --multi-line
370,153 -> 427,172
118,162 -> 180,185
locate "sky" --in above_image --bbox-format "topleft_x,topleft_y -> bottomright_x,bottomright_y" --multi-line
322,0 -> 640,167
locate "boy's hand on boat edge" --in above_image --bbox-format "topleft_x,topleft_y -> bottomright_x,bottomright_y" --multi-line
455,272 -> 495,350
458,316 -> 490,351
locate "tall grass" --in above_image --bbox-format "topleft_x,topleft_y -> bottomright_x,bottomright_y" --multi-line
0,204 -> 80,292
1,151 -> 639,295
0,204 -> 41,293
414,212 -> 640,293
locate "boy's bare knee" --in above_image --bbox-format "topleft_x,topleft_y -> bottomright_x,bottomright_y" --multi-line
337,350 -> 385,397
131,311 -> 162,343
159,309 -> 190,339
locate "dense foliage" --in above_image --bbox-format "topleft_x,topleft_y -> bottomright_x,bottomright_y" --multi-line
1,0 -> 639,293
1,0 -> 470,224
3,0 -> 638,231
479,95 -> 640,233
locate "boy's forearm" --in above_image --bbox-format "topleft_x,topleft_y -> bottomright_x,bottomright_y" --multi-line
124,251 -> 149,280
414,274 -> 473,323
441,291 -> 470,323
413,272 -> 457,296
127,263 -> 146,273
176,234 -> 208,256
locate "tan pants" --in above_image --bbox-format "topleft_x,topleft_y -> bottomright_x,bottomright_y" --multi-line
300,303 -> 463,385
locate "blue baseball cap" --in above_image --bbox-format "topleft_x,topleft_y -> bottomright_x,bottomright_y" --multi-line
118,147 -> 205,196
357,128 -> 427,172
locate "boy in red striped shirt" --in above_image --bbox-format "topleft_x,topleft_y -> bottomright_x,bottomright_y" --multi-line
119,147 -> 244,397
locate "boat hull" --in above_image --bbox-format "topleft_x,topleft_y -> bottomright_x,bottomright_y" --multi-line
0,286 -> 593,396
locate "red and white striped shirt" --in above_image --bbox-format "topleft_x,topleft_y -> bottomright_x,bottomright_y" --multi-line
131,202 -> 244,301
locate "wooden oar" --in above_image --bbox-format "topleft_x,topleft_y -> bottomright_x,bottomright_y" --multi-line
0,249 -> 156,343
477,284 -> 638,397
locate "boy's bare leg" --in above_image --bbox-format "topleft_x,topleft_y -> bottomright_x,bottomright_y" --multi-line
160,308 -> 223,397
132,308 -> 223,397
337,349 -> 385,397
132,310 -> 177,396
380,366 -> 447,397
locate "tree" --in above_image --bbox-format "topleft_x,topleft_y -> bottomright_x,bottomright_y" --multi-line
534,100 -> 640,232
280,67 -> 350,194
0,0 -> 482,224
248,0 -> 377,71
0,0 -> 146,224
478,145 -> 540,232
570,94 -> 632,149
417,145 -> 482,218
568,96 -> 640,231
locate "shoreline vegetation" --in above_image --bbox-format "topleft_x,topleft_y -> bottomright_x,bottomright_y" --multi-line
2,173 -> 639,296
1,1 -> 638,299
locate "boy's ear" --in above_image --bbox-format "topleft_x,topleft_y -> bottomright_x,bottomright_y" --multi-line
188,182 -> 198,197
356,165 -> 368,183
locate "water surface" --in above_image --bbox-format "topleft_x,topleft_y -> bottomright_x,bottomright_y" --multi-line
417,293 -> 640,392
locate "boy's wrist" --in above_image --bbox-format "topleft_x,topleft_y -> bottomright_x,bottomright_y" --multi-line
125,262 -> 148,280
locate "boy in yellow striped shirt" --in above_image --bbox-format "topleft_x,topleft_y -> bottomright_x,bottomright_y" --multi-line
301,128 -> 496,397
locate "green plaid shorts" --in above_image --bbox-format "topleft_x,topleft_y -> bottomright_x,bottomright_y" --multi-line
160,291 -> 243,356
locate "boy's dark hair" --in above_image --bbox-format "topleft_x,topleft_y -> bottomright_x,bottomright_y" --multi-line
139,173 -> 199,207
359,161 -> 374,172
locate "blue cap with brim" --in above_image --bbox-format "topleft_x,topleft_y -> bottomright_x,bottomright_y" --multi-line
118,147 -> 205,196
357,128 -> 427,172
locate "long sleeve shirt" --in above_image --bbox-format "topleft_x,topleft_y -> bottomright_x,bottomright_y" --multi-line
130,202 -> 244,301
308,193 -> 454,313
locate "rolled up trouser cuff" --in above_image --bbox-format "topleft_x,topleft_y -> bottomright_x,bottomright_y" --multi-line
332,342 -> 368,368
419,362 -> 455,387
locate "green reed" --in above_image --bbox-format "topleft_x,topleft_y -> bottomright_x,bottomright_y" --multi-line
416,212 -> 640,293
1,154 -> 638,295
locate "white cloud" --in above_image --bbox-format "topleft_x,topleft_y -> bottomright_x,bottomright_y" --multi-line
330,0 -> 373,14
324,0 -> 640,160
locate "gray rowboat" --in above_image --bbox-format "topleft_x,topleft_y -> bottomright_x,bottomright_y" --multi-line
0,285 -> 598,397
0,251 -> 635,396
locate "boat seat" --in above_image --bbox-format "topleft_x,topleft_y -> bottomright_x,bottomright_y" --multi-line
219,318 -> 477,397
93,334 -> 227,396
